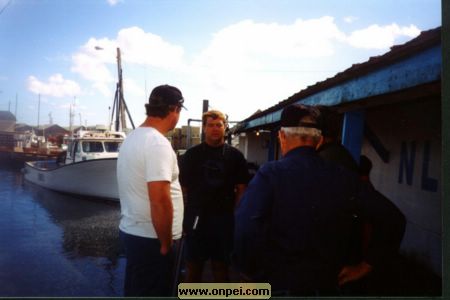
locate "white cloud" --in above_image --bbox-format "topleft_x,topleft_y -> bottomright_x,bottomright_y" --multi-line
167,18 -> 422,124
27,74 -> 81,98
195,17 -> 345,70
71,27 -> 185,96
71,37 -> 116,88
347,23 -> 421,49
92,82 -> 112,97
71,52 -> 114,83
344,16 -> 359,23
116,27 -> 185,68
68,19 -> 423,127
123,77 -> 145,99
106,0 -> 121,6
180,17 -> 348,121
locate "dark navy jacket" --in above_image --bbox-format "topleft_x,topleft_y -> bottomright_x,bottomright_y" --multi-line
233,146 -> 361,292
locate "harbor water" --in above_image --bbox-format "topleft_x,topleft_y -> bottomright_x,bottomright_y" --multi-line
0,162 -> 125,297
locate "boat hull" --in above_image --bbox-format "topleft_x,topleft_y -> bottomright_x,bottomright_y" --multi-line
23,158 -> 119,201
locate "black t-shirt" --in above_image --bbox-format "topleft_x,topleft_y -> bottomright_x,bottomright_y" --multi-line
180,142 -> 249,216
317,142 -> 359,174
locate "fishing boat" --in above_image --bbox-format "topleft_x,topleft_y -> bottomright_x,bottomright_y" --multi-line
23,130 -> 126,201
23,47 -> 136,201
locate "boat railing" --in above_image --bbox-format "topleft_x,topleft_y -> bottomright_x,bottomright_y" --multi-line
77,130 -> 126,140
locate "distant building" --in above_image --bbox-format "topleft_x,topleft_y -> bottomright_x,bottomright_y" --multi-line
30,124 -> 69,147
167,125 -> 201,150
0,111 -> 16,148
0,111 -> 16,132
15,123 -> 34,133
34,124 -> 70,138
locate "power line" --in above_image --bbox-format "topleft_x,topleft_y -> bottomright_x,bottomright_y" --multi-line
0,0 -> 12,16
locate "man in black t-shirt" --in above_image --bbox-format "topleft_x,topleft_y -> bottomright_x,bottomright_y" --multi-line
316,105 -> 359,173
180,110 -> 249,283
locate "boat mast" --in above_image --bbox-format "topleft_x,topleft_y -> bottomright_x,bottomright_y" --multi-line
112,47 -> 135,132
15,93 -> 18,119
37,94 -> 40,128
69,98 -> 75,137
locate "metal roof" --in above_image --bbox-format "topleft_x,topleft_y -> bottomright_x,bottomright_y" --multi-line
0,111 -> 16,122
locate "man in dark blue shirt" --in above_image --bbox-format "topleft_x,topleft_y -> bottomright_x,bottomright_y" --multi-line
234,104 -> 364,296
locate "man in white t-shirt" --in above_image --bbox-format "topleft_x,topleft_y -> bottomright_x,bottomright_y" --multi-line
117,84 -> 185,297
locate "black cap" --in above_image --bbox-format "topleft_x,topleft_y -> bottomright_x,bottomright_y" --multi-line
147,84 -> 186,109
280,104 -> 321,129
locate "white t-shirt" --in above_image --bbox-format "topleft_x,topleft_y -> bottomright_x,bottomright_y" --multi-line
117,127 -> 183,239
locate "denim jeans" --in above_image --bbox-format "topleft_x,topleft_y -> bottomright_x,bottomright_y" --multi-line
120,231 -> 175,297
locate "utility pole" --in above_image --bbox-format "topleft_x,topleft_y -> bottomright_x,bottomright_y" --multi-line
201,99 -> 209,142
95,45 -> 134,132
108,106 -> 112,130
69,97 -> 76,136
15,93 -> 18,119
37,94 -> 41,127
117,47 -> 127,131
69,103 -> 72,134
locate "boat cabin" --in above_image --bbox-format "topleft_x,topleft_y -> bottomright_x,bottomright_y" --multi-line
65,130 -> 126,163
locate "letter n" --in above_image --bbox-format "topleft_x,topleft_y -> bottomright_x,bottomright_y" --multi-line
398,141 -> 415,185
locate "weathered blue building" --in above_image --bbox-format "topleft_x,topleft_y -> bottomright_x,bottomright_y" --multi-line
235,27 -> 441,277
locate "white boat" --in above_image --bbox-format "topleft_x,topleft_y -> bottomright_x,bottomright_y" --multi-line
23,48 -> 136,201
23,130 -> 126,201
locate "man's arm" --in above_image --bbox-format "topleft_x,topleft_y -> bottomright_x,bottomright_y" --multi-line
338,261 -> 373,286
148,181 -> 173,255
179,149 -> 192,205
233,150 -> 250,208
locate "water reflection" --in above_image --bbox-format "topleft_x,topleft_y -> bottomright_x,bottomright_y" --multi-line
0,164 -> 125,297
25,182 -> 122,261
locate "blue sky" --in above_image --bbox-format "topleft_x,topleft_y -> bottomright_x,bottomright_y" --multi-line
0,0 -> 441,129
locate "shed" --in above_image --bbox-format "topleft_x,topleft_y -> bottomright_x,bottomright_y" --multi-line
235,27 -> 441,277
0,111 -> 16,132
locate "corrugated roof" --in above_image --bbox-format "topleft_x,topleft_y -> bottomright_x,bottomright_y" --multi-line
242,26 -> 441,123
0,111 -> 16,121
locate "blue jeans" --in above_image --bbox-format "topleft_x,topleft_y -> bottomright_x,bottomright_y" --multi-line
120,231 -> 175,297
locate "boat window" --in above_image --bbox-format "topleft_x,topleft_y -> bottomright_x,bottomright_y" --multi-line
75,141 -> 81,153
82,141 -> 104,153
104,141 -> 122,152
67,142 -> 74,155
